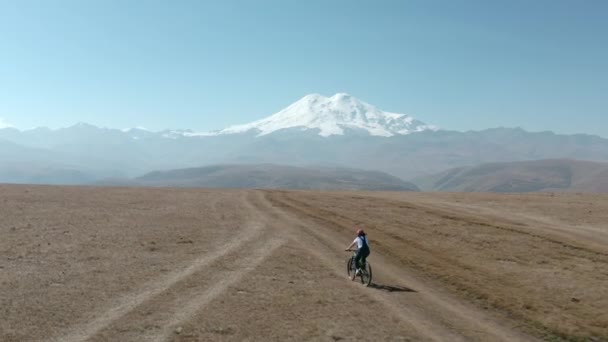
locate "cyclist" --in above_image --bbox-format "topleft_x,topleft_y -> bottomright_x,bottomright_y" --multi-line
345,228 -> 370,275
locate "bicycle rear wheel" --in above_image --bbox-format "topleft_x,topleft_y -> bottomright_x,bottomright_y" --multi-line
360,262 -> 372,287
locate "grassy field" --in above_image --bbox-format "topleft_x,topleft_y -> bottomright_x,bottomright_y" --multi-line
1,184 -> 606,341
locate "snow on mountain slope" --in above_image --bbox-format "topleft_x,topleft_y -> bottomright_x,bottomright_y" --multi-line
212,93 -> 437,137
0,93 -> 436,139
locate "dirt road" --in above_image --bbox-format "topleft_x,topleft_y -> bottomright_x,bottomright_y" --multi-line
2,185 -> 606,341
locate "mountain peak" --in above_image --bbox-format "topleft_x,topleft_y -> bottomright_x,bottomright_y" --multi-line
216,93 -> 437,137
65,122 -> 100,130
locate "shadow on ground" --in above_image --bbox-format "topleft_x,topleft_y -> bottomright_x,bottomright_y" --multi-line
368,283 -> 416,293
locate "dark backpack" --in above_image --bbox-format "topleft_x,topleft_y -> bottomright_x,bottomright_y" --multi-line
359,235 -> 369,249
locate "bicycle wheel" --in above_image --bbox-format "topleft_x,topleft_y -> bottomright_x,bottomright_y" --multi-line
361,262 -> 372,287
347,257 -> 356,281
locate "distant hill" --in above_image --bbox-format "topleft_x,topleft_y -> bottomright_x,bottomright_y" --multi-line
413,159 -> 608,193
132,164 -> 420,191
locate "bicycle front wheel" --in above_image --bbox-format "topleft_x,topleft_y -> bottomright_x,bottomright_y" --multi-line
347,257 -> 356,281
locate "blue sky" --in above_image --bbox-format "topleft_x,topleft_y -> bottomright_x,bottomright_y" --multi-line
0,0 -> 606,136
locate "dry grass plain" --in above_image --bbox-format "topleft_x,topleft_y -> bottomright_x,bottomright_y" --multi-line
1,184 -> 606,341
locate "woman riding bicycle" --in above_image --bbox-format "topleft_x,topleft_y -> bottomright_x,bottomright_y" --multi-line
345,228 -> 370,275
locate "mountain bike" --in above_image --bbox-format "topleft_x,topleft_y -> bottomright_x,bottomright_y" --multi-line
346,250 -> 372,286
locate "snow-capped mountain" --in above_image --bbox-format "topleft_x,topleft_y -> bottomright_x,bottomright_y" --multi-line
213,93 -> 437,137
3,93 -> 608,187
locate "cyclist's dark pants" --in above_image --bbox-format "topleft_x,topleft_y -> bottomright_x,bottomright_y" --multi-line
355,245 -> 370,270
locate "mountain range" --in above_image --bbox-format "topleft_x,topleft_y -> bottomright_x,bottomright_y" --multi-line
1,93 -> 608,189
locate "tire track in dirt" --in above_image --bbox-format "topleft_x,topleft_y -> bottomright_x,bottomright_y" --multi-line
147,237 -> 286,342
364,193 -> 608,256
52,220 -> 267,342
244,191 -> 462,342
249,190 -> 537,342
416,199 -> 608,254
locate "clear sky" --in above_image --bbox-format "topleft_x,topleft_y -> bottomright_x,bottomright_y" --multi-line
0,0 -> 606,136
